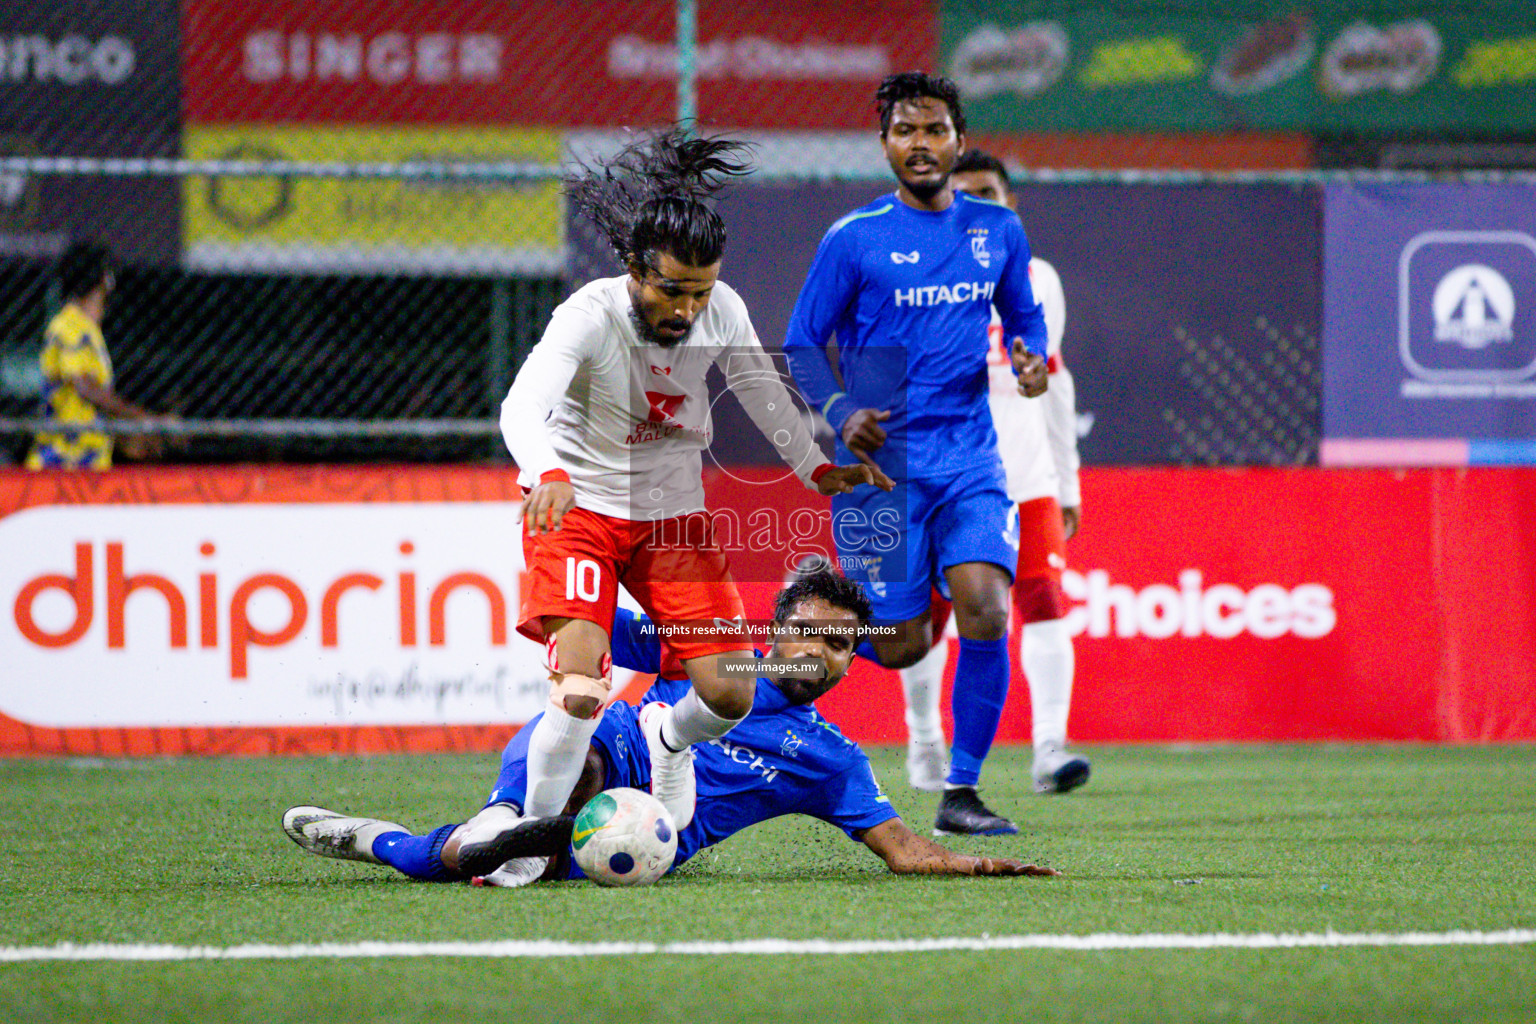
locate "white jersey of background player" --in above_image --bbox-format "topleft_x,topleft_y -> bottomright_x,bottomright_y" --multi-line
899,150 -> 1091,796
986,258 -> 1079,526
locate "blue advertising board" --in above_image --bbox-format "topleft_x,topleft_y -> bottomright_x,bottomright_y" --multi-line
1322,183 -> 1536,465
1010,182 -> 1321,466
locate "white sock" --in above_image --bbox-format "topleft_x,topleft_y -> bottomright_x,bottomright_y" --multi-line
660,687 -> 746,750
1023,618 -> 1075,749
460,802 -> 524,838
523,704 -> 602,816
899,640 -> 948,745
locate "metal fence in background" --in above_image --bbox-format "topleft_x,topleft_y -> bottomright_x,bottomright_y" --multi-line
0,248 -> 566,464
0,157 -> 1338,470
3,0 -> 1535,466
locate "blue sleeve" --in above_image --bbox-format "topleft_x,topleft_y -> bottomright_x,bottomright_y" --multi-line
801,751 -> 900,840
783,224 -> 860,434
996,217 -> 1047,359
608,607 -> 661,675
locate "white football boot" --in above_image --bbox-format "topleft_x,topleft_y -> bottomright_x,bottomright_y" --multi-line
639,702 -> 696,829
1032,742 -> 1092,794
282,806 -> 408,864
472,857 -> 549,888
905,737 -> 948,792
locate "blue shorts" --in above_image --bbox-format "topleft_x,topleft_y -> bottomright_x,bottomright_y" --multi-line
483,700 -> 651,814
831,464 -> 1018,622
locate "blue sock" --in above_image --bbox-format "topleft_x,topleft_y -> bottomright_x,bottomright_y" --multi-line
948,636 -> 1010,787
373,823 -> 465,882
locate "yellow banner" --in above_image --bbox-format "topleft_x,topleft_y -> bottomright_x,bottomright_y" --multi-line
183,126 -> 563,274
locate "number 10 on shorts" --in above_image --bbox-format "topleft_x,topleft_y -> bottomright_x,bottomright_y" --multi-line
566,557 -> 601,602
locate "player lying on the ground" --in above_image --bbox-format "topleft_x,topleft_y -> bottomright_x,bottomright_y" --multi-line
283,569 -> 1060,885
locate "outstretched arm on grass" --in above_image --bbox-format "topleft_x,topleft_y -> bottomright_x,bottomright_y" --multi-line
857,819 -> 1060,877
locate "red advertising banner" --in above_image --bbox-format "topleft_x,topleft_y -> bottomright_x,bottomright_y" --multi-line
804,466 -> 1536,745
3,465 -> 1532,757
182,0 -> 936,129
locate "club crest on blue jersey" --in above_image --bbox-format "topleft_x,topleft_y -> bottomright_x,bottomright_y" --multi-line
780,728 -> 806,758
968,227 -> 992,269
860,554 -> 888,599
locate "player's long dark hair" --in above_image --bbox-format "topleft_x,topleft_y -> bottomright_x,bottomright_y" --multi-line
564,129 -> 754,271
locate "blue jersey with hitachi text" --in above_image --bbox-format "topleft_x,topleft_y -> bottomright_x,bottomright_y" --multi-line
487,609 -> 898,877
783,191 -> 1046,481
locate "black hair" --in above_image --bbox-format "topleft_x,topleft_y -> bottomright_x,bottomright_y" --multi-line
876,71 -> 967,138
57,241 -> 114,300
774,563 -> 873,633
564,129 -> 754,272
953,148 -> 1011,187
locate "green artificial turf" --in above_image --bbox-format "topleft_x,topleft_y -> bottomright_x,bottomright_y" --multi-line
1,744 -> 1533,1023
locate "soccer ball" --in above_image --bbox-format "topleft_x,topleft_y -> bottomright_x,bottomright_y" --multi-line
570,787 -> 678,887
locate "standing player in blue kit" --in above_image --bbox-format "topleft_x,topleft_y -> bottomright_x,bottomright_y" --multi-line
782,72 -> 1050,836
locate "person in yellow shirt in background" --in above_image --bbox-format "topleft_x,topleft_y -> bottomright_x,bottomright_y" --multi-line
26,242 -> 165,470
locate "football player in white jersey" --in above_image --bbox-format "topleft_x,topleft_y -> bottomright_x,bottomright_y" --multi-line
898,149 -> 1091,796
497,131 -> 889,882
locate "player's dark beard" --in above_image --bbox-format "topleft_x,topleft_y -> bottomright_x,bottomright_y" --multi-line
903,169 -> 950,204
767,654 -> 834,705
629,303 -> 692,349
776,673 -> 835,706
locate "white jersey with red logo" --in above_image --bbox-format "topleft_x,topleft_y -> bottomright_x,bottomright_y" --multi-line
500,275 -> 830,521
986,257 -> 1081,507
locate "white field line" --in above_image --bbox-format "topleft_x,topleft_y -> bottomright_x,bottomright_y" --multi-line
2,929 -> 1534,963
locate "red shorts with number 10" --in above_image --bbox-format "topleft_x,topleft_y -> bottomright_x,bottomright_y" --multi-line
518,506 -> 749,667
